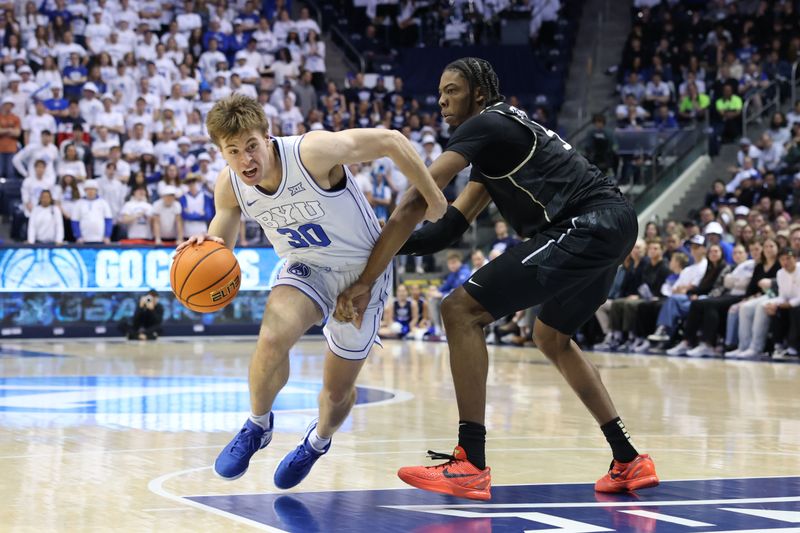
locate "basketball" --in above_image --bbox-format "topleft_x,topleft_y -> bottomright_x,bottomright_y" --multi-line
170,241 -> 241,313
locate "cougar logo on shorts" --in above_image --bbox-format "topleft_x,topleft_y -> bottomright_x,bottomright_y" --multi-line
288,262 -> 311,278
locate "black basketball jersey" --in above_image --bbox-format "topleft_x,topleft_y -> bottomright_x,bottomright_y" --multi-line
445,102 -> 626,238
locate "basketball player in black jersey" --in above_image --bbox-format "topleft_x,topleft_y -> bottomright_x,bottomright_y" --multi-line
335,58 -> 658,500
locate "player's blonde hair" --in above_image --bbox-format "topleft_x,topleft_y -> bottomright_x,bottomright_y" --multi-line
206,94 -> 270,147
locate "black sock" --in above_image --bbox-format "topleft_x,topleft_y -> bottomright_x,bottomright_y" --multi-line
457,421 -> 486,470
600,417 -> 639,463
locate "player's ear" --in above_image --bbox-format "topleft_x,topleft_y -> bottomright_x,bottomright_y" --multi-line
473,89 -> 485,108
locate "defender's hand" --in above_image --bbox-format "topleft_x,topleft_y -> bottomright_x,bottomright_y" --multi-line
424,192 -> 448,223
335,280 -> 372,327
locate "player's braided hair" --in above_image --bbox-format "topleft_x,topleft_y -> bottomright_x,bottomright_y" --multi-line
445,57 -> 505,107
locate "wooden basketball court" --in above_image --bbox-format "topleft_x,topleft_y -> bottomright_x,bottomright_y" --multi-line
1,337 -> 798,532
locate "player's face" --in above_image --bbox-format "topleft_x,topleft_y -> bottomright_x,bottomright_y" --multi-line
438,70 -> 481,129
222,130 -> 271,186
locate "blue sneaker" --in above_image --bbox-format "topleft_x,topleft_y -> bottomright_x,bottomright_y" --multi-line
214,414 -> 273,480
274,419 -> 330,489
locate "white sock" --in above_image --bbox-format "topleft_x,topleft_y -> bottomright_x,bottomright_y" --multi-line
308,429 -> 331,452
249,412 -> 272,431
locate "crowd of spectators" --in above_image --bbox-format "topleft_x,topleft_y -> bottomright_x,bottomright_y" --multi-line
584,0 -> 799,185
0,0 -> 339,245
595,95 -> 800,359
583,220 -> 798,360
586,158 -> 800,360
618,0 -> 796,140
564,1 -> 799,358
334,0 -> 566,131
0,0 -> 549,252
350,0 -> 563,51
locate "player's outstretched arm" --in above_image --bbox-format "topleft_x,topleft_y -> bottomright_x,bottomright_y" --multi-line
334,152 -> 480,323
300,129 -> 447,223
399,181 -> 492,256
176,167 -> 241,251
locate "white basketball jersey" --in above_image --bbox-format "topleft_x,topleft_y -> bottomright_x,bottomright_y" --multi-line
229,135 -> 382,267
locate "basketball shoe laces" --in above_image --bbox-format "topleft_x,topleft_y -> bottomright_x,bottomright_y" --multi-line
425,449 -> 460,468
607,458 -> 637,480
286,441 -> 320,468
229,425 -> 265,458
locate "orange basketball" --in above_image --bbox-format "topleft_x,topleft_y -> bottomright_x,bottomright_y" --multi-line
171,241 -> 241,312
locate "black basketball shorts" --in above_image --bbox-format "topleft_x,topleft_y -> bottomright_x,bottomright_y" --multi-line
463,203 -> 638,335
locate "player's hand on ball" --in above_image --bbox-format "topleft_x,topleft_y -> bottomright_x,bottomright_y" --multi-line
335,280 -> 372,327
424,192 -> 448,223
176,233 -> 225,252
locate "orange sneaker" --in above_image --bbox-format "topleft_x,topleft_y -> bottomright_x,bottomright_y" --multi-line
397,446 -> 491,501
595,454 -> 659,493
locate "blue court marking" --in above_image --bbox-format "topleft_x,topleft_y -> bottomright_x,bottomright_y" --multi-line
188,476 -> 800,532
0,347 -> 67,358
0,376 -> 395,417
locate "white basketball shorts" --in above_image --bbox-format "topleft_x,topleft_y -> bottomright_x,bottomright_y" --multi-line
273,257 -> 392,360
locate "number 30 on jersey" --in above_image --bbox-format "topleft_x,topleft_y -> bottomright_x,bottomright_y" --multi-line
276,223 -> 332,248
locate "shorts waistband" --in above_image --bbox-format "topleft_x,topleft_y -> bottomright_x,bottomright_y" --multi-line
285,257 -> 368,273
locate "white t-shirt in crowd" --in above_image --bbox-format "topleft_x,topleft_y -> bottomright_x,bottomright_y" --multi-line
152,198 -> 182,240
122,138 -> 155,159
74,197 -> 112,242
23,113 -> 57,146
28,204 -> 64,244
120,198 -> 154,239
96,176 -> 128,218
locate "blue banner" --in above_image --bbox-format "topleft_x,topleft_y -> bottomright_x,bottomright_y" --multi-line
0,291 -> 271,328
0,246 -> 283,293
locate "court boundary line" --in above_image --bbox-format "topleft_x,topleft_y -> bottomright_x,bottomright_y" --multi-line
186,472 -> 800,497
7,336 -> 799,368
148,466 -> 289,533
149,452 -> 800,500
149,468 -> 800,532
380,494 -> 800,510
181,471 -> 800,499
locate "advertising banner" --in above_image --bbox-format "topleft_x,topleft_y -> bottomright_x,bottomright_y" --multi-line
0,246 -> 284,336
0,246 -> 283,293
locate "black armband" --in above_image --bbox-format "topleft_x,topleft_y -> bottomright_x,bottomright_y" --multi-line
397,205 -> 470,256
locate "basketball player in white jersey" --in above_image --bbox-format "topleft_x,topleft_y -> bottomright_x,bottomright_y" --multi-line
176,94 -> 446,488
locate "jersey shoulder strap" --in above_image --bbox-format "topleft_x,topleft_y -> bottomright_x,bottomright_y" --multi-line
478,103 -> 538,178
483,102 -> 574,164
